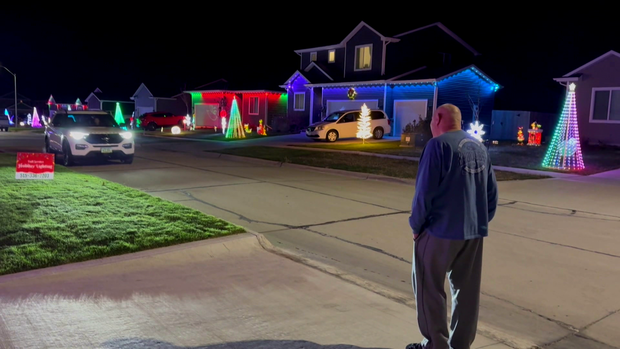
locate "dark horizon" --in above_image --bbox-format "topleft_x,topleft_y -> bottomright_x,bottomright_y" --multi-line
1,7 -> 617,114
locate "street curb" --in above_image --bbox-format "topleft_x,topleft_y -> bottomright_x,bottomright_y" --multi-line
247,229 -> 539,349
212,152 -> 417,185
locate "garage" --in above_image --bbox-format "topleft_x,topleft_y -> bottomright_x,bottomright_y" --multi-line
326,100 -> 379,115
393,100 -> 428,137
194,103 -> 219,128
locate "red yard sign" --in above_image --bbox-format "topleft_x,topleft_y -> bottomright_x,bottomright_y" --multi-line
15,152 -> 55,180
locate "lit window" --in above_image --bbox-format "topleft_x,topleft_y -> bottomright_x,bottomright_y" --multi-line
310,52 -> 317,62
294,93 -> 305,111
249,97 -> 259,115
591,88 -> 620,122
328,50 -> 335,63
355,45 -> 372,71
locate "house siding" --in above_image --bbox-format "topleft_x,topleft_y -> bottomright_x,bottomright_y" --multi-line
311,87 -> 323,123
345,26 -> 384,80
287,73 -> 311,129
321,85 -> 386,109
156,97 -> 188,116
437,69 -> 496,132
134,86 -> 153,110
571,54 -> 620,145
85,96 -> 101,110
385,83 -> 436,122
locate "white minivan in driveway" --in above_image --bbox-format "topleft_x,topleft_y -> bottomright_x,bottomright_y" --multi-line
305,109 -> 391,142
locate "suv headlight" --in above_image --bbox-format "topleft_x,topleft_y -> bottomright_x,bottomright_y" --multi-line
69,131 -> 88,140
316,126 -> 324,130
120,131 -> 133,140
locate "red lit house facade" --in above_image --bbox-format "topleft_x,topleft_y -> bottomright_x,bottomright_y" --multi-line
47,94 -> 87,118
184,79 -> 287,131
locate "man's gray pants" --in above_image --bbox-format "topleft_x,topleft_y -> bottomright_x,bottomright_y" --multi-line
412,232 -> 484,349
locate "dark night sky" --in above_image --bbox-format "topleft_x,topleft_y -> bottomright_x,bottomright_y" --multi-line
1,7 -> 617,113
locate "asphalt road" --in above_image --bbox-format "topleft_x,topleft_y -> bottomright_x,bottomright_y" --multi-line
2,131 -> 619,349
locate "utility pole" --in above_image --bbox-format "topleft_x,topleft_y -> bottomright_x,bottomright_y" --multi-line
1,66 -> 17,127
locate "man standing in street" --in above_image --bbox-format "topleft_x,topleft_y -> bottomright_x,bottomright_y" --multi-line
406,104 -> 498,349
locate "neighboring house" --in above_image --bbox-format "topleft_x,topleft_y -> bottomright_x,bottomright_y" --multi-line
47,94 -> 88,117
281,21 -> 501,137
184,79 -> 288,131
0,92 -> 46,121
131,83 -> 188,117
85,87 -> 134,118
553,50 -> 620,145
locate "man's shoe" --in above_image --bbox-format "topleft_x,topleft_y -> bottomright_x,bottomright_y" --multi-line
405,343 -> 425,349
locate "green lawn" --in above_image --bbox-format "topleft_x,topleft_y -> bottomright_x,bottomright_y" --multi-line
293,141 -> 423,157
293,140 -> 620,175
211,146 -> 549,181
0,154 -> 244,275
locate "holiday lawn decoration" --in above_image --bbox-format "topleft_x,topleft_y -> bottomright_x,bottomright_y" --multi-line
542,83 -> 585,171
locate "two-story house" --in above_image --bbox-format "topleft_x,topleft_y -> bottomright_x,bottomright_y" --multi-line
281,21 -> 501,137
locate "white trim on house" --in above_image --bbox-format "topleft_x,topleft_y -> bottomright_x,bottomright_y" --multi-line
293,21 -> 399,54
304,62 -> 334,81
563,51 -> 620,77
310,52 -> 317,62
305,78 -> 436,88
328,49 -> 336,63
394,22 -> 480,56
131,83 -> 153,100
248,96 -> 259,115
354,43 -> 373,72
86,92 -> 100,102
589,87 -> 620,124
387,66 -> 427,81
184,90 -> 284,95
553,76 -> 581,83
294,92 -> 305,111
281,71 -> 310,87
436,64 -> 501,88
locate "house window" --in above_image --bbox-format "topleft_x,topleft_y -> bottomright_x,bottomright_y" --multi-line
249,96 -> 259,115
354,44 -> 372,71
310,52 -> 317,62
294,93 -> 305,111
591,88 -> 620,122
328,50 -> 335,63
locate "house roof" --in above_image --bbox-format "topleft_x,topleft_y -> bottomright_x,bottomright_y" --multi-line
560,50 -> 620,77
86,88 -> 132,103
294,21 -> 400,54
190,79 -> 283,92
282,71 -> 310,86
393,22 -> 480,56
304,62 -> 334,82
304,65 -> 501,89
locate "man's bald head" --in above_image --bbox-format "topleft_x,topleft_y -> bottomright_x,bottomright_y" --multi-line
431,103 -> 462,137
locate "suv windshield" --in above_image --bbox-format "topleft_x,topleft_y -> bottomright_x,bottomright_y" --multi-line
57,113 -> 118,127
323,112 -> 345,122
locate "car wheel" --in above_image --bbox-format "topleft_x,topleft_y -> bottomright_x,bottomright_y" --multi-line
44,137 -> 53,153
147,122 -> 157,131
62,141 -> 74,166
326,130 -> 338,142
373,127 -> 384,139
121,155 -> 134,164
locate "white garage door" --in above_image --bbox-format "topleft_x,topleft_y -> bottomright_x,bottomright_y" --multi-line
194,103 -> 219,128
326,100 -> 379,115
393,100 -> 428,137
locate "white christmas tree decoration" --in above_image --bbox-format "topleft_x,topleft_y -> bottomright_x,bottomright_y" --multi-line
356,103 -> 372,143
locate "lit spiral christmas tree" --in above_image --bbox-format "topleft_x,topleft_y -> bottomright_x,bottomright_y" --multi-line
225,96 -> 245,139
542,83 -> 585,171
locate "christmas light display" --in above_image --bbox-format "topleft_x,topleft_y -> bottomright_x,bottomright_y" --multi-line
225,97 -> 245,138
75,98 -> 82,106
467,121 -> 485,141
171,126 -> 181,135
527,121 -> 542,146
244,124 -> 252,133
257,119 -> 267,136
221,117 -> 227,134
26,113 -> 32,125
31,107 -> 42,128
47,95 -> 55,105
517,127 -> 524,145
356,103 -> 372,143
114,102 -> 125,126
542,83 -> 585,171
347,87 -> 357,100
4,109 -> 13,125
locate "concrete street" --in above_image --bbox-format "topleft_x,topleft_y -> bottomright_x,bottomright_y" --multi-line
1,131 -> 619,348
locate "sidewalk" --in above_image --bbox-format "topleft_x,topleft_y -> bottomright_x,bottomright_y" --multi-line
0,233 -> 513,349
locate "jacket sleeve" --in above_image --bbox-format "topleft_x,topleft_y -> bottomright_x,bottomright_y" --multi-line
487,161 -> 499,222
409,139 -> 441,235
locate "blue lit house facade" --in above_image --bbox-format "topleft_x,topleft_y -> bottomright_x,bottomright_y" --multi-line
281,21 -> 501,137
